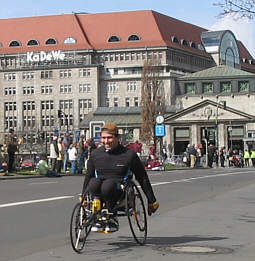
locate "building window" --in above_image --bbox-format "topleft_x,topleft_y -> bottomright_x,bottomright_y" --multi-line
220,82 -> 231,93
60,84 -> 72,93
59,100 -> 73,109
79,83 -> 91,93
5,102 -> 17,111
5,116 -> 17,129
185,83 -> 196,94
27,39 -> 39,46
202,82 -> 214,93
79,99 -> 92,109
108,35 -> 121,42
60,70 -> 72,78
64,37 -> 76,44
128,34 -> 140,41
23,86 -> 35,95
4,87 -> 16,95
41,70 -> 53,79
22,72 -> 34,80
114,97 -> 118,107
23,115 -> 36,128
41,115 -> 55,127
238,81 -> 249,92
41,100 -> 54,110
23,101 -> 35,111
134,97 -> 139,107
41,85 -> 53,94
107,82 -> 117,92
125,97 -> 130,107
4,73 -> 16,81
45,38 -> 57,45
79,68 -> 91,77
127,81 -> 137,92
9,40 -> 21,47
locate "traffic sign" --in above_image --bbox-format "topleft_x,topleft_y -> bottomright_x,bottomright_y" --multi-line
155,124 -> 165,137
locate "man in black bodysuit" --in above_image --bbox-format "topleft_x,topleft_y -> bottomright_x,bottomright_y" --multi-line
81,122 -> 159,232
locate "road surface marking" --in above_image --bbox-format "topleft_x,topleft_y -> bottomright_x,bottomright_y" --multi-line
151,171 -> 254,187
0,196 -> 73,208
29,181 -> 59,185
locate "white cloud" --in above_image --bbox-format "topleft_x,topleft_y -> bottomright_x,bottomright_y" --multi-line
210,15 -> 255,58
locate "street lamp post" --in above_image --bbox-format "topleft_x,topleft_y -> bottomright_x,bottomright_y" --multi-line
215,100 -> 226,166
228,126 -> 233,150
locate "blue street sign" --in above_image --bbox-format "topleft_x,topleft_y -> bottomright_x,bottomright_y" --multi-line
155,124 -> 165,137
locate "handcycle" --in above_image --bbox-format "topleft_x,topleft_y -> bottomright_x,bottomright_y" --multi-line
70,178 -> 147,253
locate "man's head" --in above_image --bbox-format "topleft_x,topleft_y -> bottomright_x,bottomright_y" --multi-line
100,122 -> 120,150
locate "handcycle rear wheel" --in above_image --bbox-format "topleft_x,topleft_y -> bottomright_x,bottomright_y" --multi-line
70,199 -> 93,253
125,181 -> 147,245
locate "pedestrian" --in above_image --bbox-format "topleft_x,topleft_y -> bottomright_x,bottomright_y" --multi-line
149,144 -> 156,160
56,137 -> 64,174
195,145 -> 202,167
187,144 -> 196,168
37,154 -> 60,177
219,146 -> 226,167
62,132 -> 70,172
208,144 -> 216,168
68,142 -> 78,174
49,136 -> 59,172
77,135 -> 86,174
250,149 -> 255,167
5,128 -> 18,173
244,149 -> 250,167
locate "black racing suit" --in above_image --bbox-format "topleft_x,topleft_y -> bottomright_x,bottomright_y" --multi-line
82,144 -> 156,211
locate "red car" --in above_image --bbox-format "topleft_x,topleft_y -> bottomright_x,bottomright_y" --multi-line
20,158 -> 35,168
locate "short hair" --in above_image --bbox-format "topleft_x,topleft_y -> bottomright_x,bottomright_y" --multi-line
101,122 -> 119,135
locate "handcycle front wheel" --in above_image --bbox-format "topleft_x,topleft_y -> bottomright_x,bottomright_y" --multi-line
70,201 -> 93,253
125,181 -> 147,245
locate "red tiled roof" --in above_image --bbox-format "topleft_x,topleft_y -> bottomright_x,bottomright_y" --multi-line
0,9 -> 253,67
0,10 -> 209,56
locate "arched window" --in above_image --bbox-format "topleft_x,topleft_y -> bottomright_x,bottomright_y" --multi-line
64,37 -> 76,44
27,39 -> 39,46
181,39 -> 188,46
108,35 -> 120,42
128,34 -> 140,41
171,36 -> 179,43
9,40 -> 21,47
45,38 -> 57,45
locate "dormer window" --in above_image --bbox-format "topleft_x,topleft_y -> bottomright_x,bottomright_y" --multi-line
0,42 -> 2,48
181,39 -> 188,46
64,37 -> 76,44
189,41 -> 196,48
171,36 -> 179,43
128,34 -> 140,41
9,40 -> 21,47
108,35 -> 120,42
27,39 -> 39,46
45,38 -> 57,45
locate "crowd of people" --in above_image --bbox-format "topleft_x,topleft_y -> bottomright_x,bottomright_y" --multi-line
183,143 -> 255,168
38,134 -> 97,176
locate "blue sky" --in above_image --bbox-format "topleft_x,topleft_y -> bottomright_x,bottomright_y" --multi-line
1,0 -> 255,56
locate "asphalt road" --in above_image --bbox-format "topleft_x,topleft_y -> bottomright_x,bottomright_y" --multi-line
1,167 -> 255,260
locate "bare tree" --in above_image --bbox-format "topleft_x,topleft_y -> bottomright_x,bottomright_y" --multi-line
140,57 -> 165,145
214,0 -> 255,19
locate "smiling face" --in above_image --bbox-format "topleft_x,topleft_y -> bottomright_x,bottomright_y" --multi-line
101,131 -> 119,151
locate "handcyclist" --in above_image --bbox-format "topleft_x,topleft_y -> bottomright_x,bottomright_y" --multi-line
81,122 -> 159,233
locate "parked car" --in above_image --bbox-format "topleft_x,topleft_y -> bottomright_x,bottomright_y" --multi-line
20,158 -> 35,169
